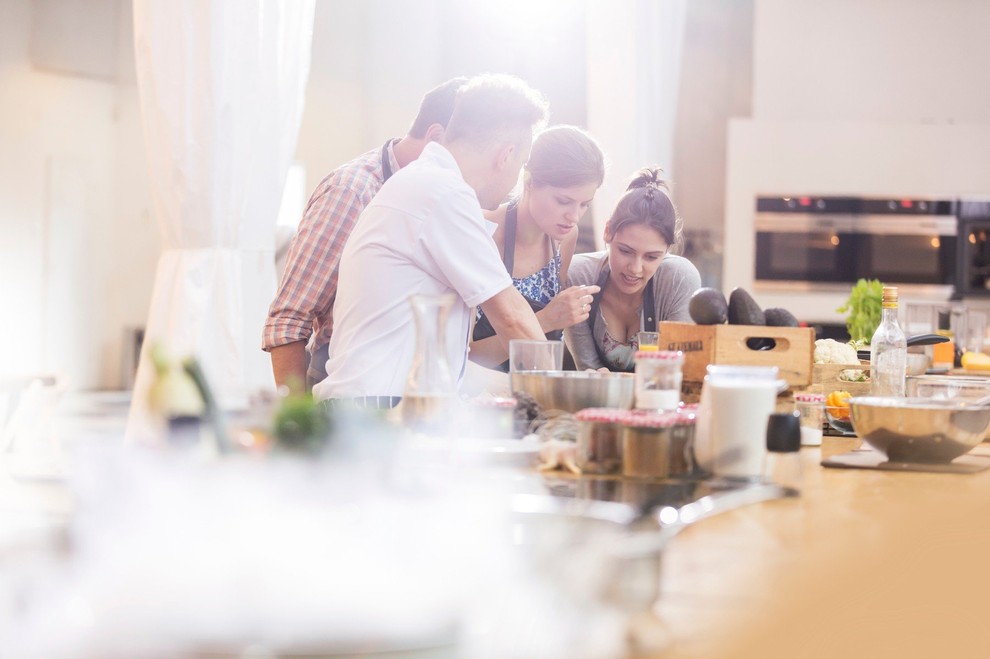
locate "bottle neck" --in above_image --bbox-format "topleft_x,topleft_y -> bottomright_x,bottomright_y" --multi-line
881,305 -> 899,324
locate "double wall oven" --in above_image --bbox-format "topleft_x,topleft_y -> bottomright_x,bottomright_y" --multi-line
755,196 -> 958,294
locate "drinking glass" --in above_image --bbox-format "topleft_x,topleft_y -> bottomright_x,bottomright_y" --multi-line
508,339 -> 564,373
637,331 -> 659,352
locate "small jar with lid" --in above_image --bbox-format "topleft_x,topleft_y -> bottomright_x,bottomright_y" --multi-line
575,408 -> 629,475
793,392 -> 825,446
621,409 -> 696,479
634,350 -> 685,411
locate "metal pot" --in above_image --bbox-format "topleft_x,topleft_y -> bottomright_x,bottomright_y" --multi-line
856,333 -> 949,361
510,371 -> 635,413
508,483 -> 788,613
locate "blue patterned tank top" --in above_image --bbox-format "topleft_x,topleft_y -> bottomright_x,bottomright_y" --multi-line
475,200 -> 562,326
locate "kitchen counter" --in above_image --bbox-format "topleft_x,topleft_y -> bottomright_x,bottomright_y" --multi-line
651,436 -> 990,658
6,389 -> 990,657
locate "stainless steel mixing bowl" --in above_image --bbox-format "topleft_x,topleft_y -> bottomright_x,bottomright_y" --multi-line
849,396 -> 990,463
906,375 -> 990,440
510,371 -> 635,413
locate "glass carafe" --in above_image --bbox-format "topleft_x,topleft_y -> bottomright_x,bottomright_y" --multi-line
400,293 -> 458,434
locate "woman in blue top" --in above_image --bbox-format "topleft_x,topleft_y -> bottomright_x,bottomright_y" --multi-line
564,167 -> 702,372
471,125 -> 605,370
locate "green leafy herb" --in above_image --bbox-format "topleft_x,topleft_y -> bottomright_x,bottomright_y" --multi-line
272,392 -> 332,454
836,279 -> 884,344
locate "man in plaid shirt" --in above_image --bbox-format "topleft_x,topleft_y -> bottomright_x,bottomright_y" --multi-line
263,78 -> 467,390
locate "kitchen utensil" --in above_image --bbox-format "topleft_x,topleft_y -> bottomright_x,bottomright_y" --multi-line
856,333 -> 948,361
633,350 -> 683,411
636,331 -> 659,351
906,352 -> 930,376
825,406 -> 855,435
693,365 -> 786,480
822,444 -> 990,473
510,371 -> 635,413
575,408 -> 627,475
620,410 -> 696,479
906,375 -> 990,440
794,393 -> 825,446
508,339 -> 564,373
510,482 -> 788,613
849,395 -> 990,463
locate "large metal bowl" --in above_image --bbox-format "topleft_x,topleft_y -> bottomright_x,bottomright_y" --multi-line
906,375 -> 990,439
510,370 -> 635,413
849,396 -> 990,463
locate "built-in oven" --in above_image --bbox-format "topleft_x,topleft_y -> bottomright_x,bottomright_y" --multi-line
957,199 -> 990,297
755,196 -> 957,292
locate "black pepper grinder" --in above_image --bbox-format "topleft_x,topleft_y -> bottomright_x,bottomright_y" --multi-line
764,412 -> 802,496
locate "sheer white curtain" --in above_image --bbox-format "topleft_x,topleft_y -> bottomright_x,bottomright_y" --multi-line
587,0 -> 688,242
128,0 -> 315,440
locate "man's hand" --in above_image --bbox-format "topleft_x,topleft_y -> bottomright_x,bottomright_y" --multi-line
536,285 -> 600,333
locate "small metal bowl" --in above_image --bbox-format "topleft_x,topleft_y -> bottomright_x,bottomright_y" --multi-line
906,352 -> 930,376
849,396 -> 990,463
825,405 -> 855,435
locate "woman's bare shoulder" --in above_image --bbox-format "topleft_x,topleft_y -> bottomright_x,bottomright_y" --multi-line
483,204 -> 510,246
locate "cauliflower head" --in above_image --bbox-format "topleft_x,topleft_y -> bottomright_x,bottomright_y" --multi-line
814,338 -> 860,365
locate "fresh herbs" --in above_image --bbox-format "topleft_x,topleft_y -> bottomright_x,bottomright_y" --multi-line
836,279 -> 884,344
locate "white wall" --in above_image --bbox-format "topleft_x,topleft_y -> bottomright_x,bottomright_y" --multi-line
724,0 -> 990,324
295,1 -> 443,196
0,0 -> 158,389
753,0 -> 990,124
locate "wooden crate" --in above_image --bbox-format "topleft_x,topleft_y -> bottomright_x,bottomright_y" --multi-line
809,362 -> 872,398
659,322 -> 815,387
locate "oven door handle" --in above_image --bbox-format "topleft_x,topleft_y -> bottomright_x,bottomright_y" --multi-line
852,215 -> 957,236
754,214 -> 855,233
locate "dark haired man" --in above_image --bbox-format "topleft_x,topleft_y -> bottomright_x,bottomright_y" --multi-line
263,78 -> 467,390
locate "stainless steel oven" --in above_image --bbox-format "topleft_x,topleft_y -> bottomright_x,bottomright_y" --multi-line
755,196 -> 957,293
957,199 -> 990,297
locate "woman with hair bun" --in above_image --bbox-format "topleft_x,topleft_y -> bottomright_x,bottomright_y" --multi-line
471,125 -> 606,370
563,166 -> 701,372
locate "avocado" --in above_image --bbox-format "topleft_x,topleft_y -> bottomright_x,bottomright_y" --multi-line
727,287 -> 765,326
765,307 -> 799,327
688,287 -> 728,325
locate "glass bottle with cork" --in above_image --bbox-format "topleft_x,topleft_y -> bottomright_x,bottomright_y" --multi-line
870,285 -> 907,397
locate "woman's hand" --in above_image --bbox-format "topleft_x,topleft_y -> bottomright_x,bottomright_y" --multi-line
537,285 -> 601,332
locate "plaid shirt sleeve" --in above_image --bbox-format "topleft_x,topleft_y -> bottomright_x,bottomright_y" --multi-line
262,181 -> 369,351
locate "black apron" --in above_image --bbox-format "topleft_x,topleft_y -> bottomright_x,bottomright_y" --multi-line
472,201 -> 562,372
380,139 -> 396,181
585,268 -> 657,373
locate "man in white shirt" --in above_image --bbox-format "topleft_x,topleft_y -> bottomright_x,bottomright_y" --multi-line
314,74 -> 549,404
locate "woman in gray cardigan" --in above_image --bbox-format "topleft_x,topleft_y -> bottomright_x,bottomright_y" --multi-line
563,167 -> 701,371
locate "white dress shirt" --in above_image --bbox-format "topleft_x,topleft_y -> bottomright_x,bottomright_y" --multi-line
314,142 -> 512,399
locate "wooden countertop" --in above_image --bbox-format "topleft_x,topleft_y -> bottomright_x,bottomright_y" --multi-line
651,437 -> 990,658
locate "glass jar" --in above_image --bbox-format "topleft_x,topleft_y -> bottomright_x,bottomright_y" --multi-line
575,408 -> 628,475
793,392 -> 825,446
633,350 -> 684,411
621,409 -> 696,479
468,396 -> 517,439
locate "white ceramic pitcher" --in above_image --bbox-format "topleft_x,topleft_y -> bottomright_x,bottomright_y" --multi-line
693,365 -> 787,480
